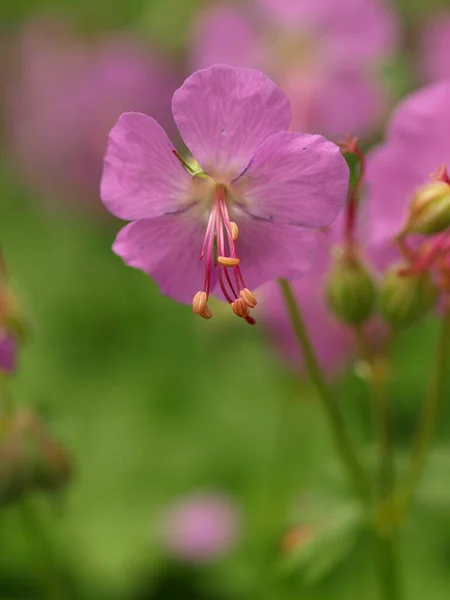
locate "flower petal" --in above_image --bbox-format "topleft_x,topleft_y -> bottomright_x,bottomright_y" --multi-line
113,215 -> 213,304
189,6 -> 266,71
101,112 -> 192,221
232,131 -> 348,228
0,334 -> 16,374
214,217 -> 316,296
172,65 -> 291,178
366,81 -> 450,244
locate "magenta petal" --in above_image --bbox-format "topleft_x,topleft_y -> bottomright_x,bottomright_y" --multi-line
172,65 -> 291,178
101,112 -> 191,221
214,219 -> 316,295
0,334 -> 16,374
419,14 -> 450,83
366,81 -> 450,244
113,215 -> 211,304
310,71 -> 387,139
233,131 -> 348,228
189,6 -> 266,71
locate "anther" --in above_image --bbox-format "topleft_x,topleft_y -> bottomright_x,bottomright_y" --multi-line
230,222 -> 239,241
240,288 -> 257,308
231,298 -> 249,318
200,306 -> 213,320
192,291 -> 207,314
218,256 -> 240,267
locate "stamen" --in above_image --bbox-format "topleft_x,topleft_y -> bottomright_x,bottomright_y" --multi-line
192,291 -> 207,314
192,182 -> 257,323
231,298 -> 249,318
240,288 -> 257,308
217,256 -> 240,267
200,306 -> 213,319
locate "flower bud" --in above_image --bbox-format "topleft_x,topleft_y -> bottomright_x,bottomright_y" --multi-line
0,409 -> 72,504
0,287 -> 29,343
405,181 -> 450,235
379,263 -> 437,328
325,252 -> 377,325
0,332 -> 17,374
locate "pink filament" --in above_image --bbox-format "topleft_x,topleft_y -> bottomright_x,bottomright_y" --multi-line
200,185 -> 248,304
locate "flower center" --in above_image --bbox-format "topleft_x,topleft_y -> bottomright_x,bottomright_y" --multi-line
192,183 -> 257,323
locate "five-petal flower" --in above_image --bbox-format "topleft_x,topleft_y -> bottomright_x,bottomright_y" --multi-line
101,65 -> 349,320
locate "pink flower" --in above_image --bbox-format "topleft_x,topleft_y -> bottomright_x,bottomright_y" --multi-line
419,13 -> 450,83
101,65 -> 348,319
189,0 -> 398,138
366,81 -> 450,249
0,333 -> 16,374
7,19 -> 178,208
161,493 -> 240,563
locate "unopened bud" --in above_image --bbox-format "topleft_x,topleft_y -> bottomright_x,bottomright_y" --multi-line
325,253 -> 377,325
281,525 -> 314,553
192,291 -> 207,315
0,332 -> 17,374
232,298 -> 249,318
405,181 -> 450,235
379,262 -> 437,328
0,409 -> 72,504
217,256 -> 240,267
230,222 -> 239,241
240,288 -> 257,308
0,288 -> 29,343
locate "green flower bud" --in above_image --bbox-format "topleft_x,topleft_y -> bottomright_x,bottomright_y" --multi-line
0,409 -> 72,504
325,251 -> 377,325
0,287 -> 29,343
379,263 -> 437,329
405,181 -> 450,235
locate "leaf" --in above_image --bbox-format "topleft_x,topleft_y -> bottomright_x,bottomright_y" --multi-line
278,495 -> 366,586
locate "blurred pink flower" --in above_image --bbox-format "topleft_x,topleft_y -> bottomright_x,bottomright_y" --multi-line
7,19 -> 178,209
260,205 -> 390,376
260,215 -> 354,374
262,269 -> 354,375
189,0 -> 399,138
419,13 -> 450,83
101,65 -> 348,317
162,493 -> 240,562
0,333 -> 16,374
366,81 -> 450,248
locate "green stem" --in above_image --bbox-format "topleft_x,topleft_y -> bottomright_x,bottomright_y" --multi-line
278,279 -> 371,502
354,327 -> 394,500
397,310 -> 450,514
0,373 -> 15,414
354,327 -> 401,600
374,533 -> 402,600
20,499 -> 66,600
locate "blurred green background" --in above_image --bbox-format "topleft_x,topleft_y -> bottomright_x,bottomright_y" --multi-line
2,1 -> 450,599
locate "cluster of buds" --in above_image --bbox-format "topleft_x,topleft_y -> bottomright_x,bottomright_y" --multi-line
0,248 -> 72,504
0,409 -> 72,504
325,140 -> 450,332
0,252 -> 29,375
325,137 -> 377,328
380,166 -> 450,326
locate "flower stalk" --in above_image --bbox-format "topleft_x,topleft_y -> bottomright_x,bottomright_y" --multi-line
396,308 -> 450,515
278,278 -> 371,502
